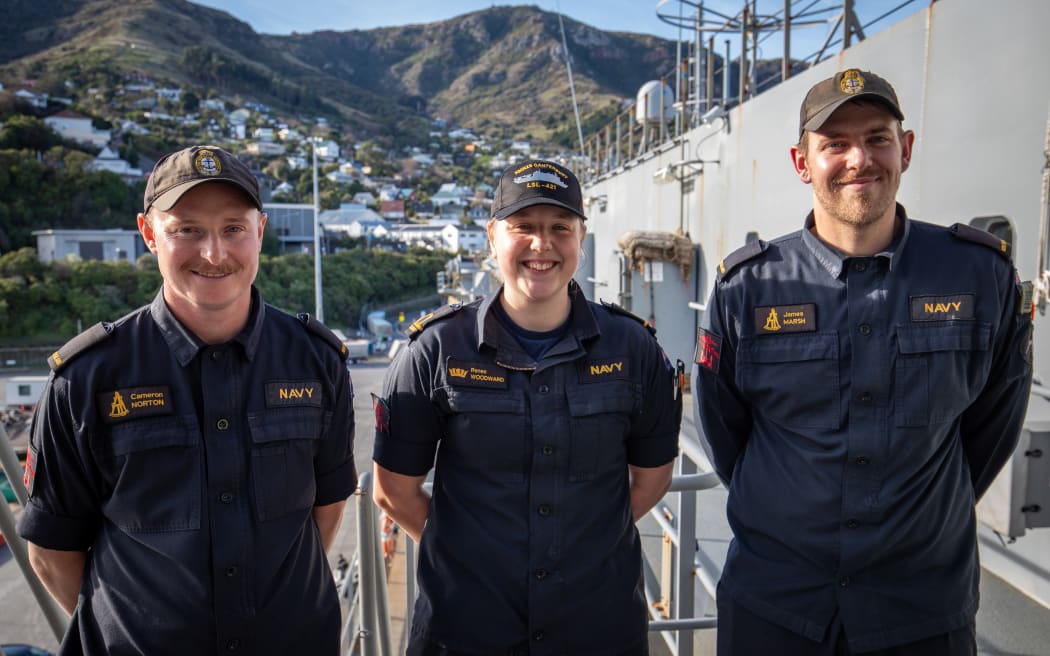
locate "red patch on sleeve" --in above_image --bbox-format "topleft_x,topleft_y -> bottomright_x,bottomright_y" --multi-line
372,394 -> 390,435
23,445 -> 38,496
695,327 -> 722,374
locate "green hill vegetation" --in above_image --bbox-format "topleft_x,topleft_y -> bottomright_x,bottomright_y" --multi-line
0,245 -> 449,345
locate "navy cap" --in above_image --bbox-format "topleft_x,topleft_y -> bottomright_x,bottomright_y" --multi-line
144,145 -> 262,213
799,68 -> 904,139
492,159 -> 586,221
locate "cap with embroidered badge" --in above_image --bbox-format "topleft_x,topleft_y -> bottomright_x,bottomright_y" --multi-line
492,159 -> 587,221
143,145 -> 262,213
798,68 -> 904,139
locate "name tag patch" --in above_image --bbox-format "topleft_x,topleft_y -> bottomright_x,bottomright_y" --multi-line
265,380 -> 323,407
909,294 -> 975,321
98,385 -> 173,424
446,359 -> 507,389
754,303 -> 817,334
578,358 -> 629,383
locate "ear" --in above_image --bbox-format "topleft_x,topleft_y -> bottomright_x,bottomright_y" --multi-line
899,130 -> 916,173
790,144 -> 812,184
486,218 -> 497,253
257,212 -> 268,251
137,213 -> 158,254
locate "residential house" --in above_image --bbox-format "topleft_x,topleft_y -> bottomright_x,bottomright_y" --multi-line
318,205 -> 386,238
352,192 -> 376,207
90,146 -> 143,183
44,110 -> 110,148
379,200 -> 405,221
14,89 -> 47,109
315,140 -> 340,161
442,223 -> 488,253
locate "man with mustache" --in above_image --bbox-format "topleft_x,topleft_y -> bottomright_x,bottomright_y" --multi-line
18,145 -> 357,655
691,69 -> 1033,654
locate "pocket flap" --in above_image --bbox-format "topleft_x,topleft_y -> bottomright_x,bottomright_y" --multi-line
566,382 -> 636,416
109,415 -> 200,457
248,407 -> 327,444
444,389 -> 525,414
739,332 -> 838,364
897,322 -> 990,354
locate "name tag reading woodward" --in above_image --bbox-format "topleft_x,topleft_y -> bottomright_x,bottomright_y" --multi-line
446,359 -> 508,389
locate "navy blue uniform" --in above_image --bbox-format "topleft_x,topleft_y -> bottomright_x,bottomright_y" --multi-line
692,207 -> 1032,652
374,282 -> 681,655
18,288 -> 357,655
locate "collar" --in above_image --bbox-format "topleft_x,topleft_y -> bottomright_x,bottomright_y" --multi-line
150,286 -> 266,366
476,280 -> 600,366
800,202 -> 911,278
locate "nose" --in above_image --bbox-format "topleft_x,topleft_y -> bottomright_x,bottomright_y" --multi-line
846,143 -> 872,170
530,229 -> 552,251
200,232 -> 226,263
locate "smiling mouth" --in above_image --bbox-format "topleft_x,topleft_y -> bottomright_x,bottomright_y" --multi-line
524,261 -> 556,271
194,271 -> 232,278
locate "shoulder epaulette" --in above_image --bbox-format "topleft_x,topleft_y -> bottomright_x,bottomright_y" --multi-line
297,313 -> 348,361
48,321 -> 114,372
407,304 -> 462,340
949,223 -> 1011,260
599,300 -> 656,337
717,239 -> 768,281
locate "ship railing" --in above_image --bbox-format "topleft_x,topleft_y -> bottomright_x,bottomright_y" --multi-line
348,430 -> 723,656
0,423 -> 70,645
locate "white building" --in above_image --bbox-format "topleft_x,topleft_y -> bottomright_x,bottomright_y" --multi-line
6,376 -> 48,408
32,228 -> 144,263
90,146 -> 143,183
44,110 -> 110,148
442,223 -> 488,253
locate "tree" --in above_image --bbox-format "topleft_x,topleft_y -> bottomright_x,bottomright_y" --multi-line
0,115 -> 60,151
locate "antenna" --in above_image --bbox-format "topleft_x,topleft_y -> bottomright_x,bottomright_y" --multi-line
556,4 -> 585,157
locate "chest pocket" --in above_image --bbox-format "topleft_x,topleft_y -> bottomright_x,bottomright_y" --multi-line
566,381 -> 636,482
248,407 -> 327,521
894,322 -> 991,427
737,332 -> 841,430
101,415 -> 202,532
443,389 -> 526,482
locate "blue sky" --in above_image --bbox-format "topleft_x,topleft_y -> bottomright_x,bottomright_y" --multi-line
194,0 -> 924,62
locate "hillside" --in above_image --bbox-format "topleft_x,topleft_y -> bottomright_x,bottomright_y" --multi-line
0,0 -> 679,145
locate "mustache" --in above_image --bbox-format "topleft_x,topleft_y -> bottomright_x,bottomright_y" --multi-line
834,170 -> 882,185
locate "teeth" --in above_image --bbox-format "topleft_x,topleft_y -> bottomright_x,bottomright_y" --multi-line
526,262 -> 554,271
197,271 -> 229,278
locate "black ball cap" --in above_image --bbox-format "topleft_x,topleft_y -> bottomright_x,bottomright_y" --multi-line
491,159 -> 587,221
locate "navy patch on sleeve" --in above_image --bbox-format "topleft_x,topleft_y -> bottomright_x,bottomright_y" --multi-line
754,303 -> 817,334
23,445 -> 38,496
446,358 -> 508,389
578,358 -> 630,383
909,294 -> 975,321
372,394 -> 390,435
694,327 -> 722,374
265,380 -> 323,407
98,386 -> 173,424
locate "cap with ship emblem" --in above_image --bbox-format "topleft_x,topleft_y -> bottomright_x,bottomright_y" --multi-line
799,68 -> 904,139
492,159 -> 587,221
143,144 -> 262,213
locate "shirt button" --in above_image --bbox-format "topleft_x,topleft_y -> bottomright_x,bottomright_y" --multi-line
537,504 -> 552,517
533,631 -> 544,641
533,568 -> 549,580
541,445 -> 554,456
216,418 -> 230,430
226,565 -> 238,577
846,519 -> 860,529
858,393 -> 872,403
219,491 -> 234,503
211,350 -> 223,361
839,576 -> 851,587
858,323 -> 872,336
226,639 -> 240,651
853,261 -> 868,272
538,384 -> 550,394
855,457 -> 870,466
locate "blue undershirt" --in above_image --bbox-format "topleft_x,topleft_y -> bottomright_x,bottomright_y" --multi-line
491,299 -> 571,361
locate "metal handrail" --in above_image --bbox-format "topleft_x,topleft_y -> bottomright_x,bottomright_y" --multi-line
348,471 -> 394,656
0,423 -> 70,643
356,429 -> 723,656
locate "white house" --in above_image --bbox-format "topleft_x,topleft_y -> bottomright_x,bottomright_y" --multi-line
319,205 -> 386,237
253,127 -> 275,142
6,376 -> 48,408
352,192 -> 376,207
44,110 -> 110,148
90,146 -> 143,183
315,140 -> 340,160
33,228 -> 144,263
14,89 -> 47,109
442,223 -> 488,253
